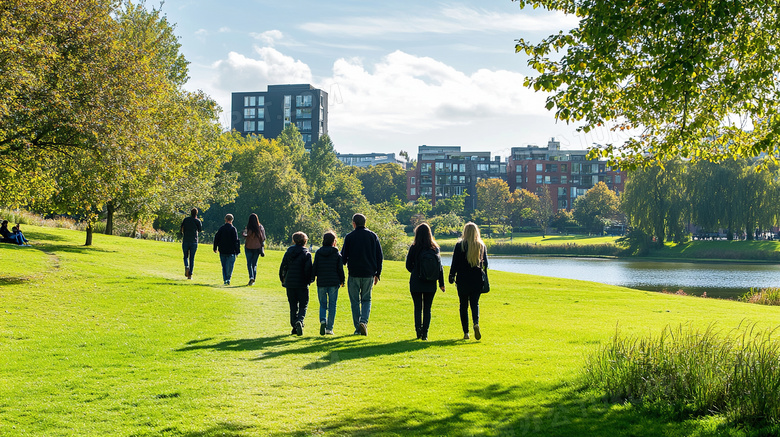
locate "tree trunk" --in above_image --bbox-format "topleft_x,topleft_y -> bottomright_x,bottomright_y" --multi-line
85,222 -> 93,246
105,201 -> 114,235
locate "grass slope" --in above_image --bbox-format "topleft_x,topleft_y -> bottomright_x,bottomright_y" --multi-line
2,226 -> 779,436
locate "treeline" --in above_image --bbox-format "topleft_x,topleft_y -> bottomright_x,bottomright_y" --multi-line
622,159 -> 780,248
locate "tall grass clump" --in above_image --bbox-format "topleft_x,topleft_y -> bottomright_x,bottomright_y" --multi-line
584,323 -> 780,426
740,288 -> 780,306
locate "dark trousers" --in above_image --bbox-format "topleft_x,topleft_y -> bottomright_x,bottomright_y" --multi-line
458,291 -> 480,333
411,291 -> 436,336
286,287 -> 309,328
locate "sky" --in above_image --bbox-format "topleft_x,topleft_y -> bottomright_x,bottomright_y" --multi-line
156,0 -> 614,157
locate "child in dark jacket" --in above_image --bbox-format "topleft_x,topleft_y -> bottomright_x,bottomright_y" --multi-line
312,231 -> 345,335
279,232 -> 313,336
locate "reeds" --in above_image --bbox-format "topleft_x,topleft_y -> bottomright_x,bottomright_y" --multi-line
740,288 -> 780,306
584,323 -> 780,425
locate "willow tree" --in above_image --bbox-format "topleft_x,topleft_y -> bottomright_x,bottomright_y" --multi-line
514,0 -> 780,168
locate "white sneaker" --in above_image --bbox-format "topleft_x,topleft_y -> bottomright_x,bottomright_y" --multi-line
325,329 -> 334,335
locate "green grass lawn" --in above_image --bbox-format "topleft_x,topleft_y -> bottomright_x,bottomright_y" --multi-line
2,225 -> 779,436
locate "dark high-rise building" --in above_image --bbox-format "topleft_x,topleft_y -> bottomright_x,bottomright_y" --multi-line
231,84 -> 328,149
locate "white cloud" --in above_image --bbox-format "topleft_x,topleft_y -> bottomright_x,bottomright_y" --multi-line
195,28 -> 209,37
324,50 -> 549,134
219,27 -> 231,33
300,6 -> 578,37
250,29 -> 284,46
212,47 -> 313,92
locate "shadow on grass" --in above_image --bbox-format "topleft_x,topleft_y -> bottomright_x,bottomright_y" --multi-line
36,242 -> 116,254
0,276 -> 30,286
176,335 -> 301,353
175,422 -> 256,437
276,383 -> 735,437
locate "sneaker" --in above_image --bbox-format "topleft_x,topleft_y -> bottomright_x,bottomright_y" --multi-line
320,322 -> 326,336
185,268 -> 190,277
187,274 -> 192,280
353,330 -> 361,335
248,279 -> 254,286
421,336 -> 428,341
463,332 -> 470,340
358,322 -> 367,336
325,329 -> 334,335
291,328 -> 297,335
474,324 -> 481,340
223,280 -> 228,285
295,321 -> 303,336
226,281 -> 230,286
416,329 -> 422,340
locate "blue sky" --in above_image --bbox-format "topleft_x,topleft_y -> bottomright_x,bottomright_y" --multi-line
157,1 -> 616,156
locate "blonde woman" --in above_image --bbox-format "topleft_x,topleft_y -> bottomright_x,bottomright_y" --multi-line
448,222 -> 488,340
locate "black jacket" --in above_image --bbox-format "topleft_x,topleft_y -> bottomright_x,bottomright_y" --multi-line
405,244 -> 444,293
279,245 -> 313,289
448,241 -> 487,294
312,246 -> 345,287
213,223 -> 240,255
340,226 -> 383,279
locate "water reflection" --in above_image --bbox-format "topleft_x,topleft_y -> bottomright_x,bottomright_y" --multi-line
441,255 -> 780,299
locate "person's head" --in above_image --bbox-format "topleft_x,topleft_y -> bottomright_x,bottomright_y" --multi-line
247,213 -> 260,233
225,213 -> 234,223
1,220 -> 7,229
461,222 -> 484,267
322,231 -> 337,247
352,213 -> 366,228
413,222 -> 438,250
190,208 -> 198,218
292,231 -> 308,246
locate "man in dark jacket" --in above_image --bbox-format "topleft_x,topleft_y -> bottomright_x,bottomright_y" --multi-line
213,214 -> 240,285
312,231 -> 345,335
279,232 -> 313,336
180,207 -> 202,279
340,213 -> 383,336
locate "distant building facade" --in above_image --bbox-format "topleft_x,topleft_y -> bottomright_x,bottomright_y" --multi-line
406,145 -> 507,211
337,153 -> 406,169
231,84 -> 328,150
507,138 -> 626,212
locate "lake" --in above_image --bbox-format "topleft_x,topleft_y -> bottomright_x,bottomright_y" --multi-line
441,255 -> 780,299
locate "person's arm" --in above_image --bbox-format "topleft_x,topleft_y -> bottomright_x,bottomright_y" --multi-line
405,245 -> 415,273
304,252 -> 313,284
337,254 -> 345,286
196,219 -> 202,234
482,243 -> 488,271
311,253 -> 319,281
213,227 -> 221,253
279,252 -> 289,284
437,249 -> 445,291
259,224 -> 266,243
340,236 -> 349,267
374,235 -> 383,282
449,243 -> 460,284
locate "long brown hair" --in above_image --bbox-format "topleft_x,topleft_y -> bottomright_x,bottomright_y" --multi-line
413,223 -> 439,250
247,213 -> 261,237
461,222 -> 484,268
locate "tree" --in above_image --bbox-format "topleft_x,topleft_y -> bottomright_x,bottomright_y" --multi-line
515,0 -> 780,167
572,182 -> 621,234
432,192 -> 467,217
532,186 -> 554,237
509,188 -> 538,228
351,163 -> 407,205
428,213 -> 465,236
304,134 -> 341,199
476,178 -> 511,229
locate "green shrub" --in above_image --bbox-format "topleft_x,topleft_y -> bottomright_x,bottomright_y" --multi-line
740,288 -> 780,306
584,323 -> 780,425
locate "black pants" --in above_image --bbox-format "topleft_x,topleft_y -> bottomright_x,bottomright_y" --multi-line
286,287 -> 309,328
410,291 -> 436,336
458,291 -> 480,333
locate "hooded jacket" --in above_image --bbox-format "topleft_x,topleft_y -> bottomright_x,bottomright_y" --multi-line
312,245 -> 345,287
279,244 -> 313,289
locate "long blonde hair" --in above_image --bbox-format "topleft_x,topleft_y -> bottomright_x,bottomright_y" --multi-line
461,222 -> 484,268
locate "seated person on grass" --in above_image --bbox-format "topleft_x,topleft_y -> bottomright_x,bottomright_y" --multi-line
1,221 -> 30,246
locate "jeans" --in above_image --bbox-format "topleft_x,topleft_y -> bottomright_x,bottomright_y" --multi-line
219,253 -> 236,283
347,276 -> 373,331
318,286 -> 339,331
458,291 -> 481,333
182,242 -> 198,273
411,291 -> 436,336
245,248 -> 261,280
287,287 -> 309,328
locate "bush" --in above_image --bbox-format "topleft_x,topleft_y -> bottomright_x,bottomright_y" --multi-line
584,323 -> 780,426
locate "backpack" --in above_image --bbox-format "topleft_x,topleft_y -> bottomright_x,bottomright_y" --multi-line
418,248 -> 440,282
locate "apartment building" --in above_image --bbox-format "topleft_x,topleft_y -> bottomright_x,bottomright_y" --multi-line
337,153 -> 406,169
231,84 -> 328,149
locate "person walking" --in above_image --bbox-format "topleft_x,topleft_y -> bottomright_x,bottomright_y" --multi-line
312,231 -> 345,335
180,208 -> 202,279
340,213 -> 383,336
448,222 -> 488,340
242,213 -> 266,286
213,214 -> 240,285
405,223 -> 444,341
279,232 -> 313,336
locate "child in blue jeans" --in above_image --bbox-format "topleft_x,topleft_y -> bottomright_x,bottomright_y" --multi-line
311,231 -> 345,335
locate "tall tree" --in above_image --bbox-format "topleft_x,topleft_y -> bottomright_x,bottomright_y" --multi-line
515,0 -> 780,167
352,163 -> 407,205
532,186 -> 554,237
572,182 -> 621,234
476,178 -> 512,229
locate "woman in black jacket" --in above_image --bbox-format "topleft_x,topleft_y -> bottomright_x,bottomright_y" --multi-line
405,223 -> 444,340
448,222 -> 487,340
279,232 -> 313,336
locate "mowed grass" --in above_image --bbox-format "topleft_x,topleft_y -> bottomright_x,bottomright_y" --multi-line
2,226 -> 780,436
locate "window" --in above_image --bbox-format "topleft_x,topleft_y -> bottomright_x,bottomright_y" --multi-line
546,164 -> 558,172
545,175 -> 551,184
435,162 -> 444,171
536,175 -> 543,184
561,175 -> 568,184
296,94 -> 313,107
410,187 -> 417,196
558,199 -> 568,210
257,108 -> 264,119
421,163 -> 432,173
516,165 -> 523,173
536,163 -> 543,172
558,187 -> 567,196
244,96 -> 256,106
256,120 -> 264,131
257,96 -> 264,106
296,120 -> 312,131
284,95 -> 292,127
296,108 -> 312,118
301,134 -> 311,143
410,177 -> 416,185
572,163 -> 581,173
560,164 -> 568,172
615,175 -> 622,184
477,164 -> 488,171
243,121 -> 255,131
244,108 -> 256,118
